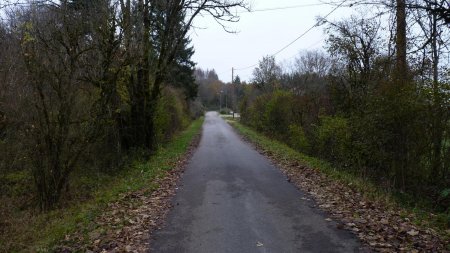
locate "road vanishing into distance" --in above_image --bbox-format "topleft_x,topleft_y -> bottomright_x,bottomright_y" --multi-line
151,112 -> 363,253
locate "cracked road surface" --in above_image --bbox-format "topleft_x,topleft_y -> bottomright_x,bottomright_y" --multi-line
150,112 -> 362,253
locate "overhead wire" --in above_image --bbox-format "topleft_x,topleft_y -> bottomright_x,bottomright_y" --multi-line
233,0 -> 347,72
237,3 -> 331,14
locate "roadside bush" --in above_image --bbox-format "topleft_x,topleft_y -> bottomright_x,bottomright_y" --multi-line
315,115 -> 351,164
262,91 -> 295,137
189,99 -> 205,119
245,94 -> 270,131
288,124 -> 310,153
241,91 -> 298,136
241,91 -> 315,154
219,107 -> 232,115
154,87 -> 190,144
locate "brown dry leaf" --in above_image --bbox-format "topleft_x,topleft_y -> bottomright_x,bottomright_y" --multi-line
238,132 -> 448,253
53,133 -> 202,253
407,230 -> 419,236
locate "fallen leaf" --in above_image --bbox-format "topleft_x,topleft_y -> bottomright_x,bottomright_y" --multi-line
320,204 -> 332,208
380,218 -> 389,225
125,245 -> 133,252
407,230 -> 419,236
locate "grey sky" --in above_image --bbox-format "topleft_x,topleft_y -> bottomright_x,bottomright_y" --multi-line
190,0 -> 355,82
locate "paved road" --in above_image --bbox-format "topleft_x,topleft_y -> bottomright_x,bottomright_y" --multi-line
151,112 -> 362,253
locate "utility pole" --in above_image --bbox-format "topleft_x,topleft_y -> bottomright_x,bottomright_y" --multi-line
219,91 -> 223,112
225,86 -> 228,110
231,67 -> 234,118
232,67 -> 234,83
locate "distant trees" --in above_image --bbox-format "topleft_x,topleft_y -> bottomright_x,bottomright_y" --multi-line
195,68 -> 247,112
196,68 -> 223,109
294,50 -> 331,77
252,55 -> 282,93
233,75 -> 241,85
282,50 -> 332,96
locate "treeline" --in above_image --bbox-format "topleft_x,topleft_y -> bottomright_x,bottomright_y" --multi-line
240,1 -> 449,210
0,0 -> 246,211
195,68 -> 247,112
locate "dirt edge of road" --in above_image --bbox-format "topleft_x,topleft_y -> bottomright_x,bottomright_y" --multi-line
229,121 -> 448,253
56,130 -> 202,253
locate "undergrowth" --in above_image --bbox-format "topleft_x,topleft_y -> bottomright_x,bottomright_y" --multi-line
0,117 -> 203,253
228,119 -> 449,240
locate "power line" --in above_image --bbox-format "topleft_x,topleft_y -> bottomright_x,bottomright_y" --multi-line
233,62 -> 257,71
272,1 -> 345,57
217,68 -> 232,76
233,1 -> 347,72
284,36 -> 327,62
237,3 -> 330,14
219,35 -> 326,79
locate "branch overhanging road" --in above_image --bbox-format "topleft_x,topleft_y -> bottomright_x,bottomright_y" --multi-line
151,112 -> 364,253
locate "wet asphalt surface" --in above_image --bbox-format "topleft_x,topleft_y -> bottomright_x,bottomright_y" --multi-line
150,112 -> 362,253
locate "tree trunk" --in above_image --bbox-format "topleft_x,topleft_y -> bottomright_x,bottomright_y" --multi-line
430,10 -> 443,178
393,0 -> 408,191
395,0 -> 407,85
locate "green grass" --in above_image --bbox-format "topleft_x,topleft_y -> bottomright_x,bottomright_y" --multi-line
228,120 -> 449,239
2,117 -> 204,253
228,120 -> 379,196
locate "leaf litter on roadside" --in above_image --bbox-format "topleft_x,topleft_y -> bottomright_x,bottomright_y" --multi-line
239,133 -> 449,253
55,134 -> 201,253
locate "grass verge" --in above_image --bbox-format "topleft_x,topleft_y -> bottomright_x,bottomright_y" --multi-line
1,117 -> 204,253
228,119 -> 449,241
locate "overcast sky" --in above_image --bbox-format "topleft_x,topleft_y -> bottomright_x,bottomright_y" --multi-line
190,0 -> 356,82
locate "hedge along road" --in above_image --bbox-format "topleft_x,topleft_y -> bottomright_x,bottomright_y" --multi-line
151,112 -> 363,253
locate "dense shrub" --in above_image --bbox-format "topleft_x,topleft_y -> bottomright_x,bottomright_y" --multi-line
189,99 -> 205,119
241,91 -> 310,152
315,115 -> 351,164
154,87 -> 190,144
219,107 -> 232,115
240,86 -> 449,211
244,94 -> 269,131
262,91 -> 295,137
241,91 -> 298,137
288,124 -> 310,153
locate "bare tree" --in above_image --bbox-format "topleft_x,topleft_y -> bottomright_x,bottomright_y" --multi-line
252,55 -> 282,93
294,50 -> 331,77
325,14 -> 383,110
18,2 -> 102,210
411,0 -> 450,180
